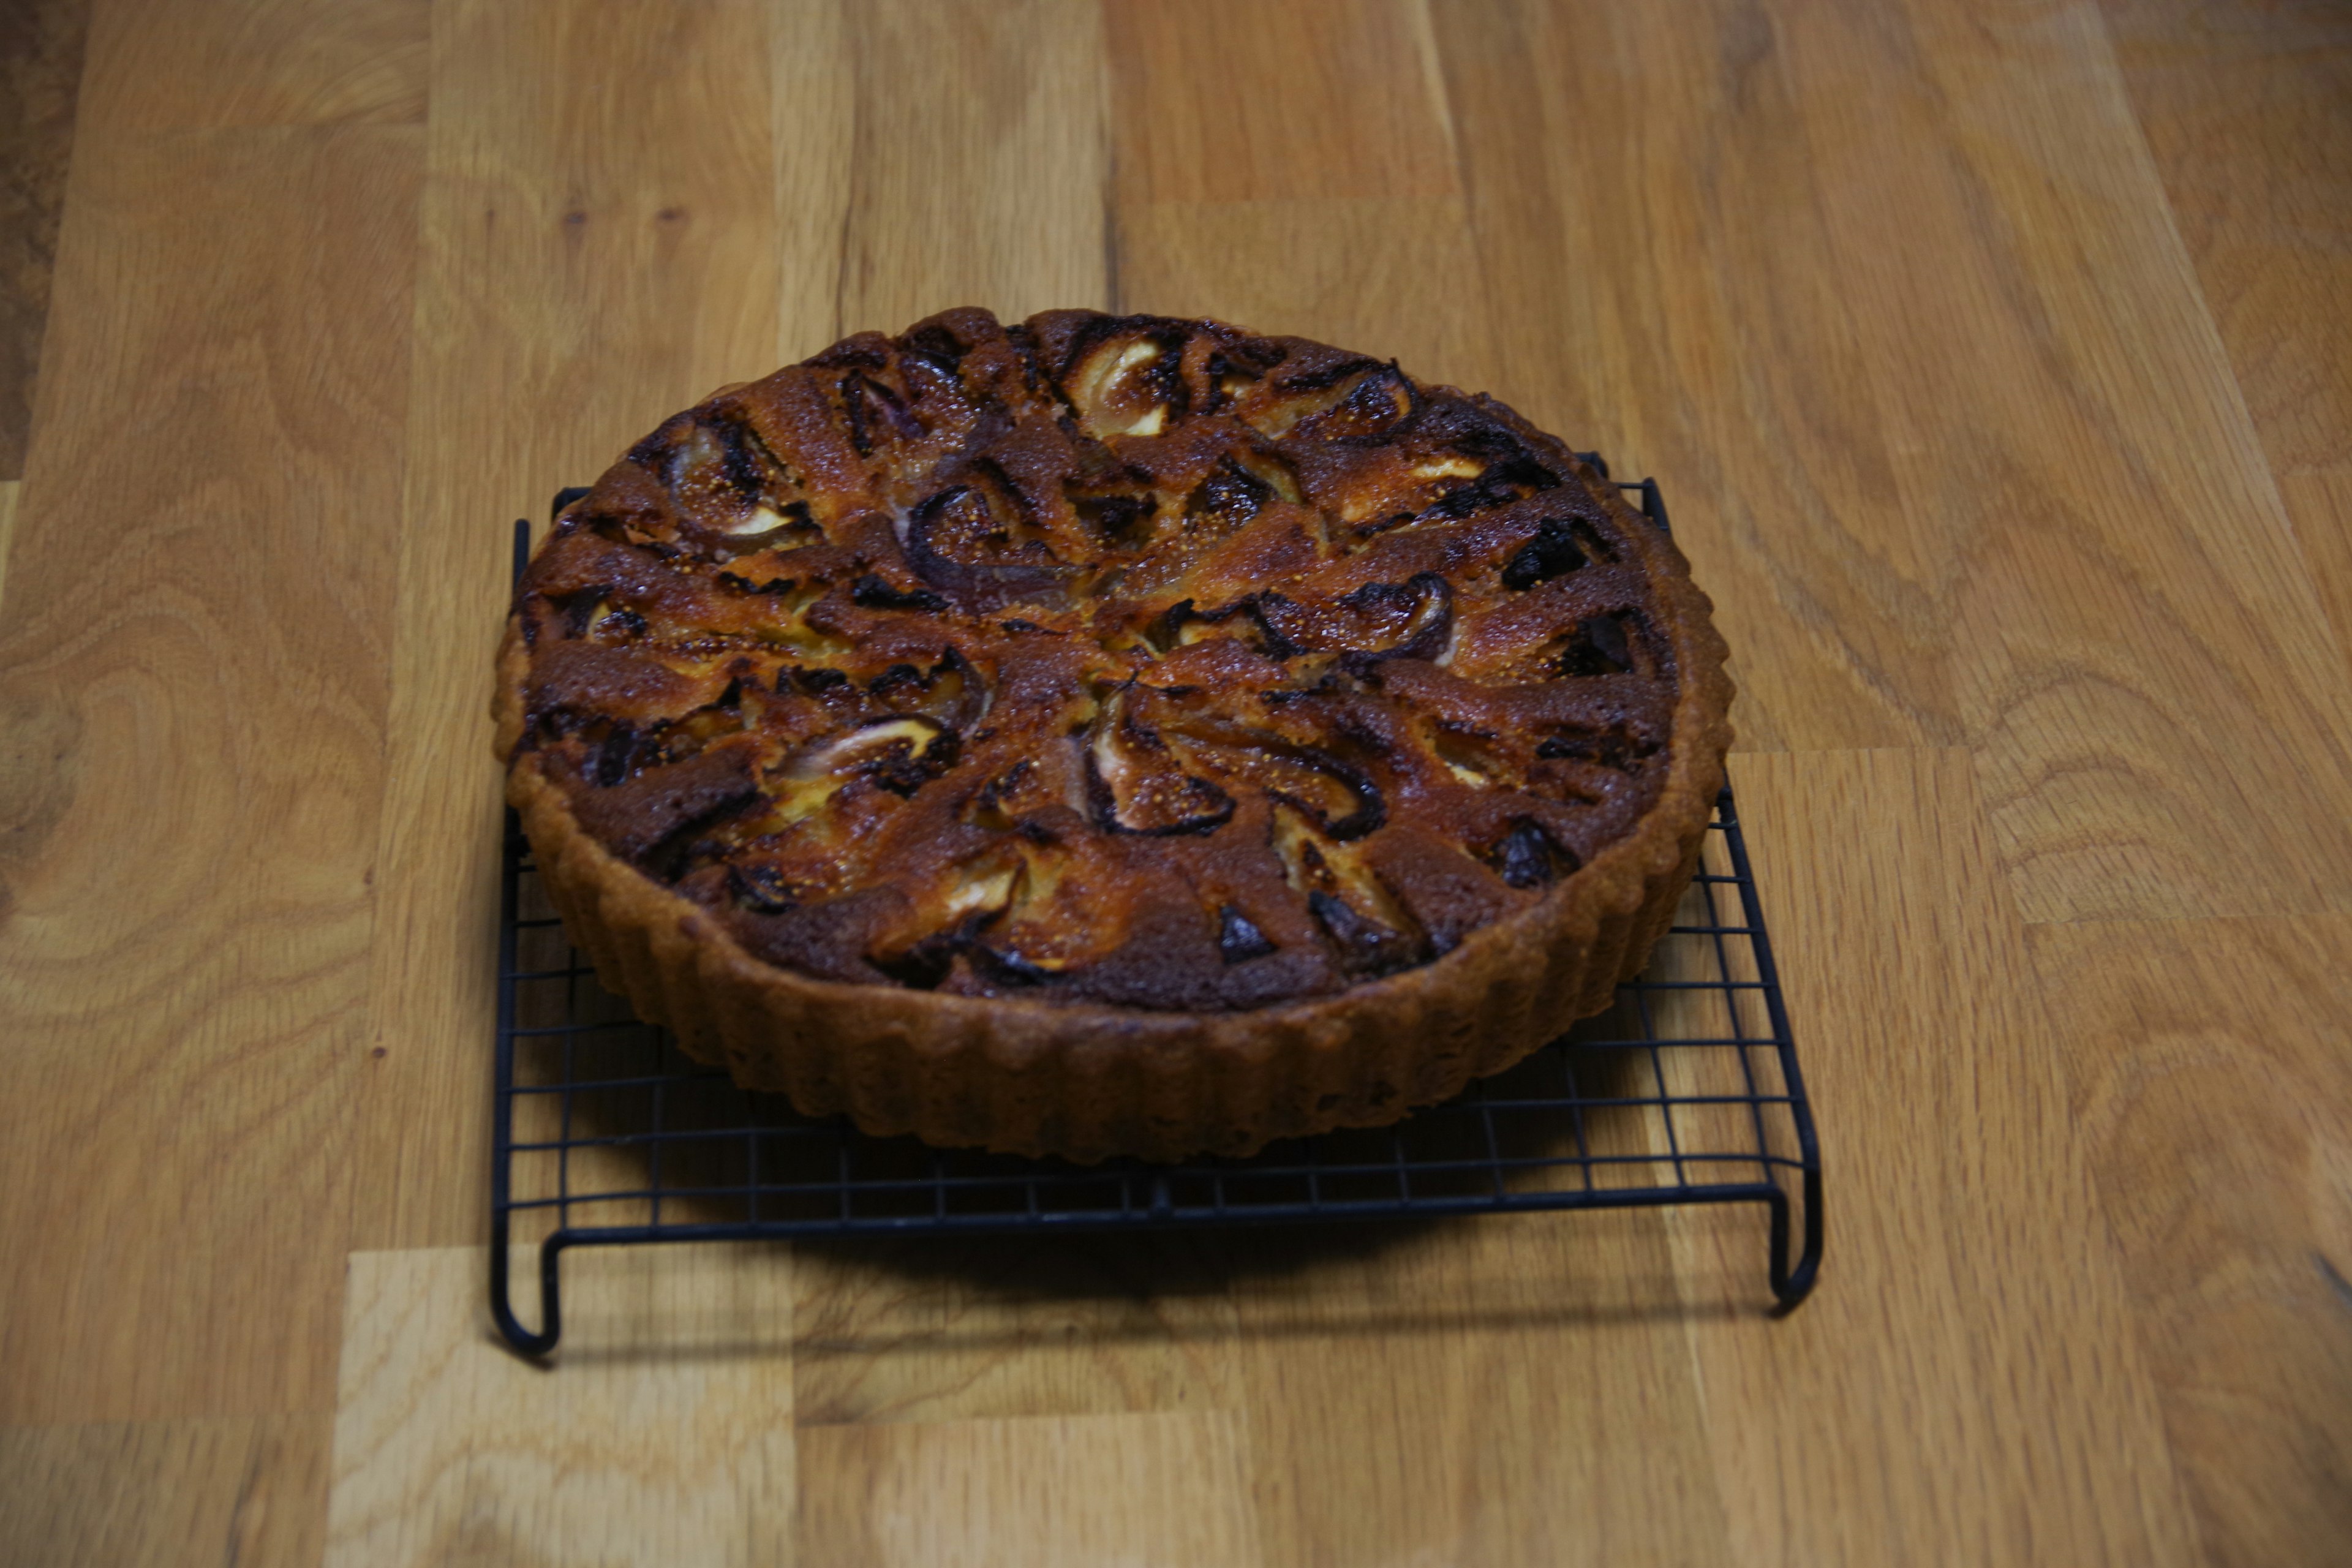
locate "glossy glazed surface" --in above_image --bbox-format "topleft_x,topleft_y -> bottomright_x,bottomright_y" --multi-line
511,309 -> 1703,1009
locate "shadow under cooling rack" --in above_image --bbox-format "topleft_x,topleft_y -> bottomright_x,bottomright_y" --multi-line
489,463 -> 1824,1357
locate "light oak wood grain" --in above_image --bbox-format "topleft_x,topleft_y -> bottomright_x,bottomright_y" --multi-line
2102,0 -> 2352,671
1105,0 -> 1457,205
0,0 -> 89,479
1229,1213 -> 1738,1568
769,0 -> 1114,386
77,0 -> 427,130
0,480 -> 16,608
834,0 -> 1109,331
2,0 -> 2347,1559
796,1409 -> 1262,1568
1431,0 -> 1947,759
0,1413 -> 330,1568
325,1246 -> 796,1567
771,0 -> 854,353
2027,913 -> 2352,1567
793,1235 -> 1244,1428
2283,466 -> 2352,681
1457,0 -> 2352,921
1781,0 -> 2352,924
354,0 -> 783,1254
1683,747 -> 2205,1566
0,116 -> 420,1425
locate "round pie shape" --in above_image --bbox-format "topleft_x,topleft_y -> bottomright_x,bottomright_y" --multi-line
494,307 -> 1733,1162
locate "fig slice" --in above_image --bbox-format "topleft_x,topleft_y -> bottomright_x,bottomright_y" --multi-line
867,854 -> 1025,989
1308,891 -> 1418,977
782,715 -> 960,799
1241,354 -> 1384,435
1161,714 -> 1387,842
841,373 -> 924,456
1558,612 -> 1636,677
1153,595 -> 1295,659
1250,573 -> 1452,664
1085,690 -> 1236,836
1352,573 -> 1453,662
1072,488 -> 1157,545
1417,451 -> 1558,522
591,722 -> 640,787
650,412 -> 820,556
715,569 -> 799,596
555,584 -> 611,638
712,499 -> 818,551
1064,331 -> 1186,437
901,484 -> 1075,613
1217,904 -> 1277,964
1535,726 -> 1657,771
728,863 -> 797,914
968,944 -> 1056,987
1500,517 -> 1591,589
1184,458 -> 1272,528
1259,743 -> 1384,841
874,646 -> 988,731
1488,817 -> 1578,889
850,573 -> 949,614
1292,363 -> 1413,441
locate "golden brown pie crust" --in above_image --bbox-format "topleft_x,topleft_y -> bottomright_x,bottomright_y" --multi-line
494,307 -> 1732,1163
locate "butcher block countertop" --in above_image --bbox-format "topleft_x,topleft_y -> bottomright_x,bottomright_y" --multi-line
2,2 -> 2348,1564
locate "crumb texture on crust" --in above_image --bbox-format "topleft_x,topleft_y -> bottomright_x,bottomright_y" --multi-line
499,307 -> 1728,1020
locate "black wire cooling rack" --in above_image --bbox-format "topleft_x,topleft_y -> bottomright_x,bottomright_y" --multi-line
489,461 -> 1824,1356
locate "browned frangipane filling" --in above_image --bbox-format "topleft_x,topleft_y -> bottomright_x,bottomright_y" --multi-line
511,309 -> 1683,1011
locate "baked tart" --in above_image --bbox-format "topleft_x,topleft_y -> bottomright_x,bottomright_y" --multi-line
494,307 -> 1732,1162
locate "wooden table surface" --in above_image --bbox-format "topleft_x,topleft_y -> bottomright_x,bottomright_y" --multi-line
4,1 -> 2348,1563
